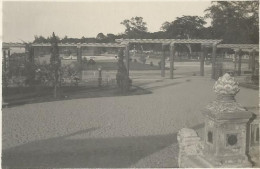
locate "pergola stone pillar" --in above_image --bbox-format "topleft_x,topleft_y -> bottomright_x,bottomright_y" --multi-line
234,49 -> 239,75
248,50 -> 252,70
77,45 -> 82,80
161,43 -> 168,77
237,49 -> 242,76
7,49 -> 10,68
3,49 -> 7,73
170,43 -> 175,79
200,44 -> 206,76
125,43 -> 130,76
211,43 -> 217,79
251,49 -> 256,76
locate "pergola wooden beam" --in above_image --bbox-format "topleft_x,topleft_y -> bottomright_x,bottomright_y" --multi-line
116,39 -> 222,44
2,43 -> 26,48
3,42 -> 127,48
32,43 -> 126,48
217,44 -> 259,50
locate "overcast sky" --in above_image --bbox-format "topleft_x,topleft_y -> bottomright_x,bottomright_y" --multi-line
3,1 -> 212,42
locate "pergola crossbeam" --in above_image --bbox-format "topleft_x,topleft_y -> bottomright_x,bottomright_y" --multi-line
217,44 -> 259,50
2,43 -> 26,48
32,43 -> 126,48
3,42 -> 126,48
116,39 -> 222,44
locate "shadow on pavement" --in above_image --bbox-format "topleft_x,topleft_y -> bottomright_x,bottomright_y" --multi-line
2,128 -> 178,168
3,86 -> 152,108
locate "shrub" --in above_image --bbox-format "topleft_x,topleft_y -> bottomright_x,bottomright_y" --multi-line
88,59 -> 96,65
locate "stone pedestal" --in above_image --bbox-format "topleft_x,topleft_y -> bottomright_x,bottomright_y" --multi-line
177,74 -> 254,168
203,74 -> 253,167
248,113 -> 260,167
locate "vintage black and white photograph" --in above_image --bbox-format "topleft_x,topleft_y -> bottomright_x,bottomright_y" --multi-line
2,0 -> 259,168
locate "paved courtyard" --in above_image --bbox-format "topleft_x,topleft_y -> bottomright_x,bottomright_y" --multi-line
2,73 -> 258,168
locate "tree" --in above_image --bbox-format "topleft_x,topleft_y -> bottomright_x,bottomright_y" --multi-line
162,15 -> 206,56
160,21 -> 171,32
205,1 -> 259,43
50,32 -> 61,98
121,16 -> 148,38
96,33 -> 106,41
106,33 -> 116,42
162,15 -> 206,39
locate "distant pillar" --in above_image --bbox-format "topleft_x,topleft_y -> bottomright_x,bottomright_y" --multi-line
29,45 -> 35,64
125,44 -> 130,76
234,49 -> 238,75
248,51 -> 252,70
77,45 -> 82,80
3,50 -> 6,72
238,49 -> 242,76
211,43 -> 217,79
98,67 -> 102,87
170,43 -> 175,79
200,44 -> 206,76
251,49 -> 256,76
7,49 -> 10,71
161,44 -> 167,77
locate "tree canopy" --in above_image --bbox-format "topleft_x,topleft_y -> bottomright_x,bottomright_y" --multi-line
205,1 -> 259,43
120,16 -> 148,38
161,16 -> 206,39
32,1 -> 259,45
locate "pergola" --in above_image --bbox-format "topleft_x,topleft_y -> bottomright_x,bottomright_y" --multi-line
4,41 -> 258,80
217,44 -> 259,76
2,42 -> 127,79
116,39 -> 222,79
32,42 -> 127,63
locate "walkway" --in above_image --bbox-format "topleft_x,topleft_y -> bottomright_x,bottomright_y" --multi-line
2,76 -> 258,168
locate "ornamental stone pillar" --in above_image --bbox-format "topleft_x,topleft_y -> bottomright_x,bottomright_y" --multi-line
202,73 -> 252,167
177,73 -> 255,168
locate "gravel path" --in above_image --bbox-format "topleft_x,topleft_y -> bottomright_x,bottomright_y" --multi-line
2,76 -> 258,168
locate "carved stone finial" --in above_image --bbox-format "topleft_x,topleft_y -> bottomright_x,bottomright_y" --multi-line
206,73 -> 246,113
213,73 -> 240,96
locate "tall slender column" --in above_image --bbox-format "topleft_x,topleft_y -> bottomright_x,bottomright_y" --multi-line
125,44 -> 130,76
29,45 -> 35,64
200,44 -> 206,76
77,45 -> 82,80
161,44 -> 167,77
238,49 -> 242,76
248,51 -> 251,70
7,49 -> 10,71
3,50 -> 6,73
211,43 -> 217,79
234,49 -> 238,74
251,49 -> 256,75
170,43 -> 175,79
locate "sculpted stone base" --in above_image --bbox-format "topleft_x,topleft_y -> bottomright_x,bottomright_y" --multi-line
177,128 -> 253,168
181,155 -> 252,168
